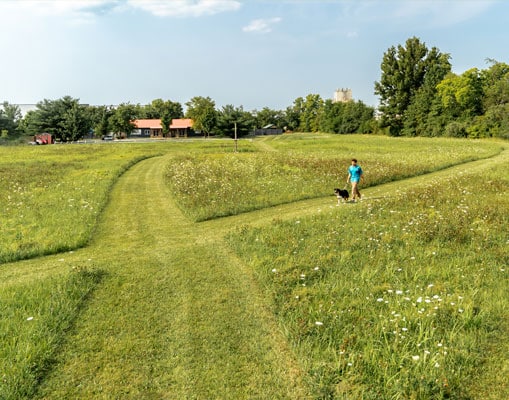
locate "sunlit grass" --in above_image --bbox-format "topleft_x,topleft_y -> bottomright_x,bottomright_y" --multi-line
164,134 -> 502,221
0,144 -> 158,263
0,139 -> 254,263
0,135 -> 506,399
227,160 -> 508,398
0,266 -> 103,400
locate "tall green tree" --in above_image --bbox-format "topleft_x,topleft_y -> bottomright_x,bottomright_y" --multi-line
469,60 -> 509,138
482,60 -> 509,109
283,101 -> 302,132
0,102 -> 21,136
109,103 -> 137,138
61,102 -> 90,141
299,94 -> 323,132
320,100 -> 374,134
253,107 -> 283,130
147,99 -> 183,136
216,105 -> 255,137
185,96 -> 217,137
374,36 -> 451,135
22,96 -> 90,141
401,50 -> 451,136
87,105 -> 114,138
436,68 -> 484,120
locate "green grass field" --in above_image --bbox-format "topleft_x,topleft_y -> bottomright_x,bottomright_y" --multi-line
0,134 -> 507,399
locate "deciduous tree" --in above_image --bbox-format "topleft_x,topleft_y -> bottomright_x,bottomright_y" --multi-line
185,96 -> 217,137
375,36 -> 451,135
0,102 -> 21,136
22,96 -> 90,141
148,99 -> 183,136
299,94 -> 323,132
87,105 -> 114,138
109,103 -> 137,138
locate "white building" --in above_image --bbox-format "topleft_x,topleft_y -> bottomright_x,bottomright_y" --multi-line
333,88 -> 352,103
15,104 -> 38,116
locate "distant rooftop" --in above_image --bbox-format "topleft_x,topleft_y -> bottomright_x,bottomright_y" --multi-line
15,104 -> 38,116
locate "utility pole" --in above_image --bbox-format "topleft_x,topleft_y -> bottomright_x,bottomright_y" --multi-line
234,121 -> 238,152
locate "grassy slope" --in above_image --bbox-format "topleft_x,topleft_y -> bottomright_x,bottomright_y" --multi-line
0,138 -> 506,399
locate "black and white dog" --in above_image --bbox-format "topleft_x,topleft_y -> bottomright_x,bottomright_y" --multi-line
334,188 -> 349,205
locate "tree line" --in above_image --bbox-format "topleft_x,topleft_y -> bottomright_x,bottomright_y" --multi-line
0,94 -> 375,142
1,36 -> 508,142
375,37 -> 509,138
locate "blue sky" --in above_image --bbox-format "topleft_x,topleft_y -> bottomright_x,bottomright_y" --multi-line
0,0 -> 507,111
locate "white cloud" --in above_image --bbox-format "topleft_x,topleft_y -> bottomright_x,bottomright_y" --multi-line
243,17 -> 282,34
0,0 -> 121,25
0,0 -> 242,22
127,0 -> 241,18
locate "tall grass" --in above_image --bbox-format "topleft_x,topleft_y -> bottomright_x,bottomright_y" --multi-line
0,144 -> 161,264
227,161 -> 508,398
164,135 -> 502,221
0,266 -> 103,400
0,139 -> 252,264
0,135 -> 506,399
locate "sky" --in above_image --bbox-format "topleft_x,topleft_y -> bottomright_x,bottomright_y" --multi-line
0,0 -> 508,112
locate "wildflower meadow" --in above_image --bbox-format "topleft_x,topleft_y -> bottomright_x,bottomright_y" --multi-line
0,134 -> 506,399
226,146 -> 508,398
164,135 -> 502,221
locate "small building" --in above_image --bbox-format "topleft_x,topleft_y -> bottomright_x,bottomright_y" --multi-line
254,124 -> 283,135
34,132 -> 54,144
169,118 -> 194,137
131,119 -> 162,137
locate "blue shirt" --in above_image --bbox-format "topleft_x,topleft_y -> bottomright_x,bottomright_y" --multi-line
348,165 -> 363,183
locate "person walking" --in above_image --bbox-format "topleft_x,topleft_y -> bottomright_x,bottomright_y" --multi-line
346,158 -> 364,202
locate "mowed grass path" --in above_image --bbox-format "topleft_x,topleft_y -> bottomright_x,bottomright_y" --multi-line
3,140 -> 506,398
34,153 -> 308,399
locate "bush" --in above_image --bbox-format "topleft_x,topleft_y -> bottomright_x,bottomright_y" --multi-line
445,121 -> 468,137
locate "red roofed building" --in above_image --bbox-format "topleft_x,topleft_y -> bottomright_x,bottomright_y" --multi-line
131,119 -> 163,137
169,118 -> 194,137
130,118 -> 194,138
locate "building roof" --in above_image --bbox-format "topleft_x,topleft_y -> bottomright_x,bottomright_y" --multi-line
262,124 -> 276,129
132,119 -> 162,129
170,118 -> 193,129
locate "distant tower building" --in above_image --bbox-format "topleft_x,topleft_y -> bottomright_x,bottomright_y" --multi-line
333,88 -> 352,103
